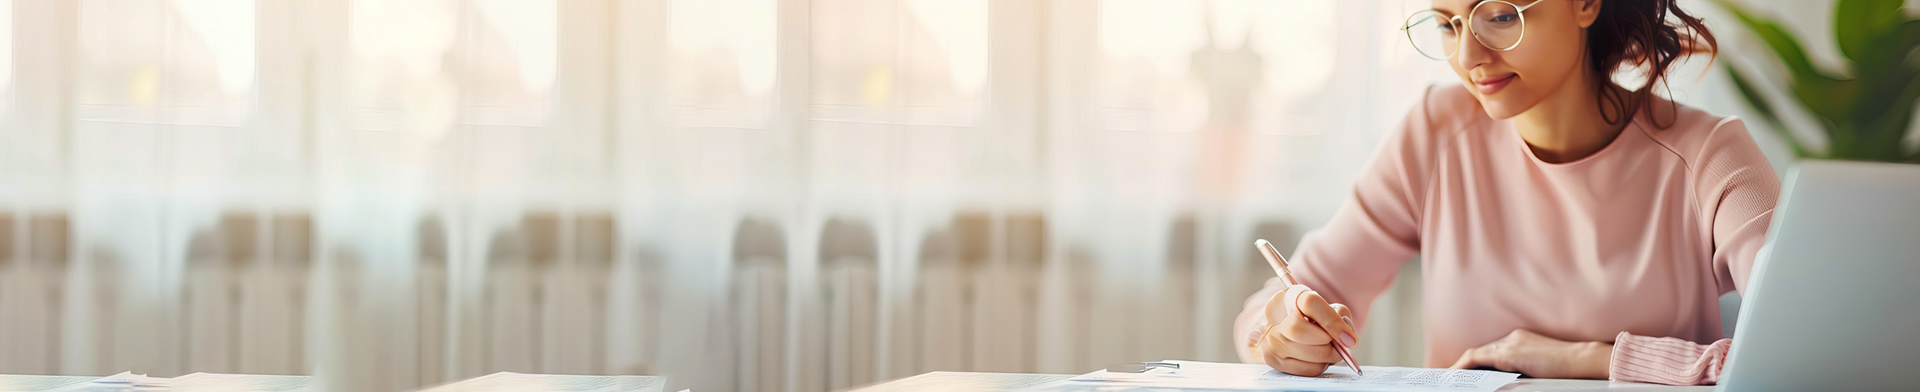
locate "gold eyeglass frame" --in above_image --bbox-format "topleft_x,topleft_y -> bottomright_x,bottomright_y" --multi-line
1400,0 -> 1544,60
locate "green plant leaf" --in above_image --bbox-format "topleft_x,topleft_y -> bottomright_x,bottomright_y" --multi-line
1841,20 -> 1920,115
1852,57 -> 1920,147
1711,0 -> 1840,82
1711,0 -> 1920,163
1835,0 -> 1905,62
1870,56 -> 1920,161
1710,0 -> 1855,126
1842,21 -> 1920,160
1726,64 -> 1813,157
1791,80 -> 1859,137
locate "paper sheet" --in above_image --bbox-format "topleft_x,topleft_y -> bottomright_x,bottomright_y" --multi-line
0,375 -> 100,392
169,373 -> 313,391
416,372 -> 665,392
853,372 -> 1075,392
1030,360 -> 1519,392
40,372 -> 172,392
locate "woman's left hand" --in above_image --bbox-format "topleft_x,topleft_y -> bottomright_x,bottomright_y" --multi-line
1448,329 -> 1612,379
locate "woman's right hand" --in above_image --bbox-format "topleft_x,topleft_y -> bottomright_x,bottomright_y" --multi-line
1248,285 -> 1359,376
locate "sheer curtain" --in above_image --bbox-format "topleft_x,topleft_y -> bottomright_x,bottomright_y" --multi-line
0,0 -> 1784,391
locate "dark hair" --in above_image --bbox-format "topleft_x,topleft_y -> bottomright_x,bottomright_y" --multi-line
1586,0 -> 1717,128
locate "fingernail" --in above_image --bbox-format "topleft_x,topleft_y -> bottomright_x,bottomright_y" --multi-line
1340,332 -> 1357,348
1341,316 -> 1357,347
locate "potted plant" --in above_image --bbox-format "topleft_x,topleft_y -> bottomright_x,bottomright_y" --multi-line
1704,0 -> 1919,343
1712,0 -> 1920,164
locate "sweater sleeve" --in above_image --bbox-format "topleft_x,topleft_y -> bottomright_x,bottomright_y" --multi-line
1609,117 -> 1781,385
1611,332 -> 1732,385
1233,87 -> 1443,362
1694,118 -> 1779,296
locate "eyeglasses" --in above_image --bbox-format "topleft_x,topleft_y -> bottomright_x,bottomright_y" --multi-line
1401,0 -> 1543,60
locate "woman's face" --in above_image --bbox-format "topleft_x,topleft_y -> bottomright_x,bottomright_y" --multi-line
1433,0 -> 1599,119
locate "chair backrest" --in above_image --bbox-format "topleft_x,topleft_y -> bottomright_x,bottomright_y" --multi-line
0,214 -> 66,375
817,218 -> 878,391
540,213 -> 616,375
911,214 -> 991,375
183,214 -> 259,373
416,217 -> 448,385
482,216 -> 550,373
971,214 -> 1045,373
730,218 -> 786,392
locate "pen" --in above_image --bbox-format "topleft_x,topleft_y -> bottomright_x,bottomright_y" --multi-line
1255,239 -> 1364,376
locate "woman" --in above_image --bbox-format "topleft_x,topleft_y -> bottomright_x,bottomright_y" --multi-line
1235,0 -> 1774,385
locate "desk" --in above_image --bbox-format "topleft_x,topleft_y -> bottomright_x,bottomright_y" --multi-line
848,371 -> 1717,392
0,372 -> 663,391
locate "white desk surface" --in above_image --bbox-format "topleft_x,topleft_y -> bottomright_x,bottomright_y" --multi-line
848,371 -> 1716,392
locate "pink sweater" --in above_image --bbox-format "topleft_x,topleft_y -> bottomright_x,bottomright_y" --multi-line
1234,85 -> 1779,385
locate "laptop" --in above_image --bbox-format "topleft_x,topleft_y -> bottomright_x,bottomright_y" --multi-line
1719,160 -> 1920,391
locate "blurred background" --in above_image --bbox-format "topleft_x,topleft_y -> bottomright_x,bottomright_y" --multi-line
0,0 -> 1865,391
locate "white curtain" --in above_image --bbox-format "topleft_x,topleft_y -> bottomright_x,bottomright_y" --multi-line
0,0 -> 1791,391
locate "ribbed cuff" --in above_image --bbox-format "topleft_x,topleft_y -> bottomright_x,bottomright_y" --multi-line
1608,332 -> 1731,385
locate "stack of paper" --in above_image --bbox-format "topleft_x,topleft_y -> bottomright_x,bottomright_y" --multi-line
1024,360 -> 1520,392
